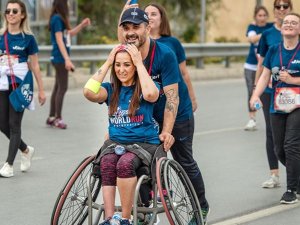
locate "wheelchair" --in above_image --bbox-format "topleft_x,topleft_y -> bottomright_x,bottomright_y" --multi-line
51,145 -> 204,225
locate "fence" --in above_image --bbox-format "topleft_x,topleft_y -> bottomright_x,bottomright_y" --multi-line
38,43 -> 249,76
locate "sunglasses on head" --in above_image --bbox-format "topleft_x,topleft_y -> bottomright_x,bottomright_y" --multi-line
274,4 -> 290,10
5,8 -> 19,15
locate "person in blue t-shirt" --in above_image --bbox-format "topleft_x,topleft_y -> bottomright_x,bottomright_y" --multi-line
0,0 -> 46,178
251,12 -> 300,204
144,3 -> 210,222
244,5 -> 272,131
255,0 -> 292,189
84,44 -> 160,225
46,0 -> 90,129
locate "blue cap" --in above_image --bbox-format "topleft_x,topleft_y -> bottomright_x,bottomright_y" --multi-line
120,8 -> 149,26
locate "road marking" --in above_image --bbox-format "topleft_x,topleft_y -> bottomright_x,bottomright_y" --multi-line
212,203 -> 300,225
195,127 -> 244,136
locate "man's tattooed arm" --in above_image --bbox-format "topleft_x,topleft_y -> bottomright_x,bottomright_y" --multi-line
162,84 -> 179,134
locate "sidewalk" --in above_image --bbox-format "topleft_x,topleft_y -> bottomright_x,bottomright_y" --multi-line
39,62 -> 244,91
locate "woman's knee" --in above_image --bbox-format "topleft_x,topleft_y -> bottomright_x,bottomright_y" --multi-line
116,153 -> 138,178
100,154 -> 118,185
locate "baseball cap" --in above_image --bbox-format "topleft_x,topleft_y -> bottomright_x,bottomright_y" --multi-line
119,8 -> 149,26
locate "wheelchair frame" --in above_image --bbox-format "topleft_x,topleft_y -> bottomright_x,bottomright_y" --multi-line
51,148 -> 203,225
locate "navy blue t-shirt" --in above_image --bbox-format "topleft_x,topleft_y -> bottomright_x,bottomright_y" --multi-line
147,40 -> 192,122
0,32 -> 38,83
50,14 -> 70,63
157,36 -> 186,64
263,42 -> 300,113
245,23 -> 273,66
257,25 -> 282,58
102,82 -> 160,144
257,25 -> 282,93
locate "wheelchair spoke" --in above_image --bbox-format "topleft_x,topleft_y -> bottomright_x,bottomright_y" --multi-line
52,156 -> 101,225
161,159 -> 202,225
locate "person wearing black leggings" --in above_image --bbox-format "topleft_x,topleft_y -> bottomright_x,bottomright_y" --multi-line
0,0 -> 46,178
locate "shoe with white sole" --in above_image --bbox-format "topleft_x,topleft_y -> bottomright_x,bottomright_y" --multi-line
20,146 -> 35,172
0,163 -> 14,178
244,119 -> 257,131
261,174 -> 280,188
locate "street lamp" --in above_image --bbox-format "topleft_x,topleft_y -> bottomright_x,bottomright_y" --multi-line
200,0 -> 206,43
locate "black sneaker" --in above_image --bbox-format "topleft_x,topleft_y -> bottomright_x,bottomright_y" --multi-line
280,190 -> 298,204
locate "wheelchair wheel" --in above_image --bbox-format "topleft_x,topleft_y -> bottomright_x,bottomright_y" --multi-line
51,155 -> 101,225
157,158 -> 203,225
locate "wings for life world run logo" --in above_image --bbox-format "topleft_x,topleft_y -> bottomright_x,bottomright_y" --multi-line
110,106 -> 144,127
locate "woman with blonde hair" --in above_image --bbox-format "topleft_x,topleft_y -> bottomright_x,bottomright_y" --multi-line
0,0 -> 46,178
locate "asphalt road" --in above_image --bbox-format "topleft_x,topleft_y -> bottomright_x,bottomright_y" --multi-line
0,78 -> 299,225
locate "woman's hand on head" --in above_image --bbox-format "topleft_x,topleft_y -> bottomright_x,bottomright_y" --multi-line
125,44 -> 142,66
107,45 -> 122,66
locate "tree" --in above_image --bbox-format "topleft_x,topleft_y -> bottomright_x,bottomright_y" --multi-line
77,0 -> 221,44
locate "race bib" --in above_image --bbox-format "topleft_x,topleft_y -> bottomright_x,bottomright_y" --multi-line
274,87 -> 300,113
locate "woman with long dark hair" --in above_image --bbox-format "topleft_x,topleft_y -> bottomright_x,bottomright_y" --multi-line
47,0 -> 90,129
84,44 -> 160,225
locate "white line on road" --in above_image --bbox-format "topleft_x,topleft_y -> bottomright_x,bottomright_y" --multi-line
194,127 -> 244,136
212,203 -> 300,225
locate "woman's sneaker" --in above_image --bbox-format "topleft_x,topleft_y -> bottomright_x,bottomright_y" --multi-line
244,119 -> 257,131
120,219 -> 132,225
54,118 -> 67,129
0,163 -> 14,178
98,217 -> 111,225
280,190 -> 298,204
46,117 -> 56,126
20,146 -> 35,172
261,174 -> 280,188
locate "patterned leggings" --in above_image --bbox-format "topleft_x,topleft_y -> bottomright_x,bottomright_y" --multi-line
100,152 -> 141,186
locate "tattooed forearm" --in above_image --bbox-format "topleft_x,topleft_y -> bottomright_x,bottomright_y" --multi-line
97,68 -> 102,76
165,88 -> 179,116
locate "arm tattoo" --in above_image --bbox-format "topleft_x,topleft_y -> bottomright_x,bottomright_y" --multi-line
97,68 -> 102,76
165,89 -> 178,115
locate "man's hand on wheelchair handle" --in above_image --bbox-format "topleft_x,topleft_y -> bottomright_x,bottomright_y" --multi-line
159,131 -> 175,151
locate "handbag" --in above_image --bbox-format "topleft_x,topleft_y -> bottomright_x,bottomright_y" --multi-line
4,32 -> 33,112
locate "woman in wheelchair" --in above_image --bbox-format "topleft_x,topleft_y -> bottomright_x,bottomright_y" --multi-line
83,44 -> 163,225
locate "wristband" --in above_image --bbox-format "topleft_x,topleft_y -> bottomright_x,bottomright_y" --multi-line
84,78 -> 101,93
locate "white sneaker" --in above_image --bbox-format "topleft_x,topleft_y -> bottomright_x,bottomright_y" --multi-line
262,174 -> 280,188
20,146 -> 35,172
0,163 -> 14,178
244,119 -> 257,131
